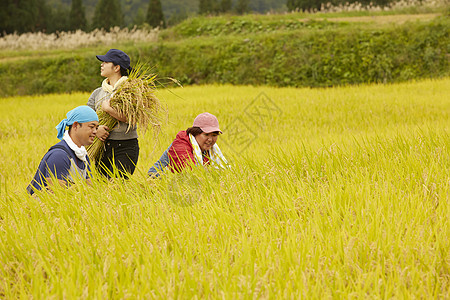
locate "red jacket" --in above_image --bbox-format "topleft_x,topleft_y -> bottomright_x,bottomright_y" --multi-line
168,131 -> 210,172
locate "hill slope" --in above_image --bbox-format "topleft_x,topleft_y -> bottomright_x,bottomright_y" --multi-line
0,10 -> 448,96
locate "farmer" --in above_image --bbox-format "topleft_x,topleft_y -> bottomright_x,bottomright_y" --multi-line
148,112 -> 228,176
87,49 -> 139,178
27,106 -> 99,195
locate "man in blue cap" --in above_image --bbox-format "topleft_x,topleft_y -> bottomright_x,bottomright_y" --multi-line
87,48 -> 139,179
27,106 -> 99,195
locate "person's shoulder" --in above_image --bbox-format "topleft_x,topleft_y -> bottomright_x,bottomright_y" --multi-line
89,86 -> 103,99
51,140 -> 71,151
89,87 -> 103,98
171,131 -> 192,152
43,147 -> 72,171
47,141 -> 72,159
175,130 -> 188,140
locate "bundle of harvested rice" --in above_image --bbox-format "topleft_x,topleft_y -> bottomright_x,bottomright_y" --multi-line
87,64 -> 163,164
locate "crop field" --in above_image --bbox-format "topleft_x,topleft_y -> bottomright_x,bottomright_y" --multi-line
0,78 -> 449,298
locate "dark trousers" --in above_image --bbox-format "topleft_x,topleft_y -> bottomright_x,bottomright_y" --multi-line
97,138 -> 139,179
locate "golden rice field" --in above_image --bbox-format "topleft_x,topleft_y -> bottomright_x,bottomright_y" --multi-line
0,79 -> 449,298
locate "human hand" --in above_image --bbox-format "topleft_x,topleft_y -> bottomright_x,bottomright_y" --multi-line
96,125 -> 110,141
101,98 -> 112,113
101,98 -> 127,122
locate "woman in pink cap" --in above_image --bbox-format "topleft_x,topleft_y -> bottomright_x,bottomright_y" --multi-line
148,112 -> 228,175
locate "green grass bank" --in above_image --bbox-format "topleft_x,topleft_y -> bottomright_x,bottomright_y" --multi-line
0,14 -> 448,96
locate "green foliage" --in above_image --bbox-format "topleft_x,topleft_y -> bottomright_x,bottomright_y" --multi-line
249,0 -> 285,12
0,53 -> 99,96
236,0 -> 250,14
45,4 -> 71,33
199,0 -> 214,14
146,0 -> 166,28
92,0 -> 124,30
200,0 -> 258,15
166,11 -> 190,26
74,0 -> 284,24
220,0 -> 233,12
69,0 -> 88,31
93,0 -> 198,26
1,0 -> 48,34
0,16 -> 448,96
287,0 -> 322,11
133,8 -> 148,26
171,16 -> 344,37
0,0 -> 71,34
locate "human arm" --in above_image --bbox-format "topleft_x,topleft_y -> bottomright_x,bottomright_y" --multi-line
87,89 -> 110,141
46,151 -> 93,189
168,137 -> 196,172
85,157 -> 93,185
148,143 -> 173,177
87,94 -> 95,110
42,150 -> 72,189
87,89 -> 101,110
43,177 -> 70,190
102,98 -> 127,123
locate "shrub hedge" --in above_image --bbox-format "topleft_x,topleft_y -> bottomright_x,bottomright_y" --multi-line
0,17 -> 448,96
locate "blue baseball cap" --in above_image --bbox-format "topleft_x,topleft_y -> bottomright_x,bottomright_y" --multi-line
96,49 -> 131,71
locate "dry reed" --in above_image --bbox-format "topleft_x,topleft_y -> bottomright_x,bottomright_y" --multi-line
0,26 -> 159,50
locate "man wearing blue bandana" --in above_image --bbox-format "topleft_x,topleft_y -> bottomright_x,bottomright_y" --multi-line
27,106 -> 99,195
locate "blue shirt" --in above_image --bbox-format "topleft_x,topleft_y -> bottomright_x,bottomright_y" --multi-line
27,140 -> 91,194
148,143 -> 172,177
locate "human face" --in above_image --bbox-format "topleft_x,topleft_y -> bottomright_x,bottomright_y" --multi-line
72,121 -> 99,147
195,132 -> 219,152
100,61 -> 118,78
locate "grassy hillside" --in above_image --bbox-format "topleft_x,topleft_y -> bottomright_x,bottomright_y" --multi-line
0,9 -> 448,96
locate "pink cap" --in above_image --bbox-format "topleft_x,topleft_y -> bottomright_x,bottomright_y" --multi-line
193,112 -> 222,133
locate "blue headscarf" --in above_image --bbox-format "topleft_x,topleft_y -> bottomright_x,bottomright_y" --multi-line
55,106 -> 99,140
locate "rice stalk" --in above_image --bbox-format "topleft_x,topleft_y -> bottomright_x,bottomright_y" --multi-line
87,63 -> 164,164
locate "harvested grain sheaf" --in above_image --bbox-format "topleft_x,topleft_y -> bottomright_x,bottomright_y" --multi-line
87,65 -> 164,164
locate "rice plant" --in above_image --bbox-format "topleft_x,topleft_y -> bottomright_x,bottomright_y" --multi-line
0,79 -> 449,298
